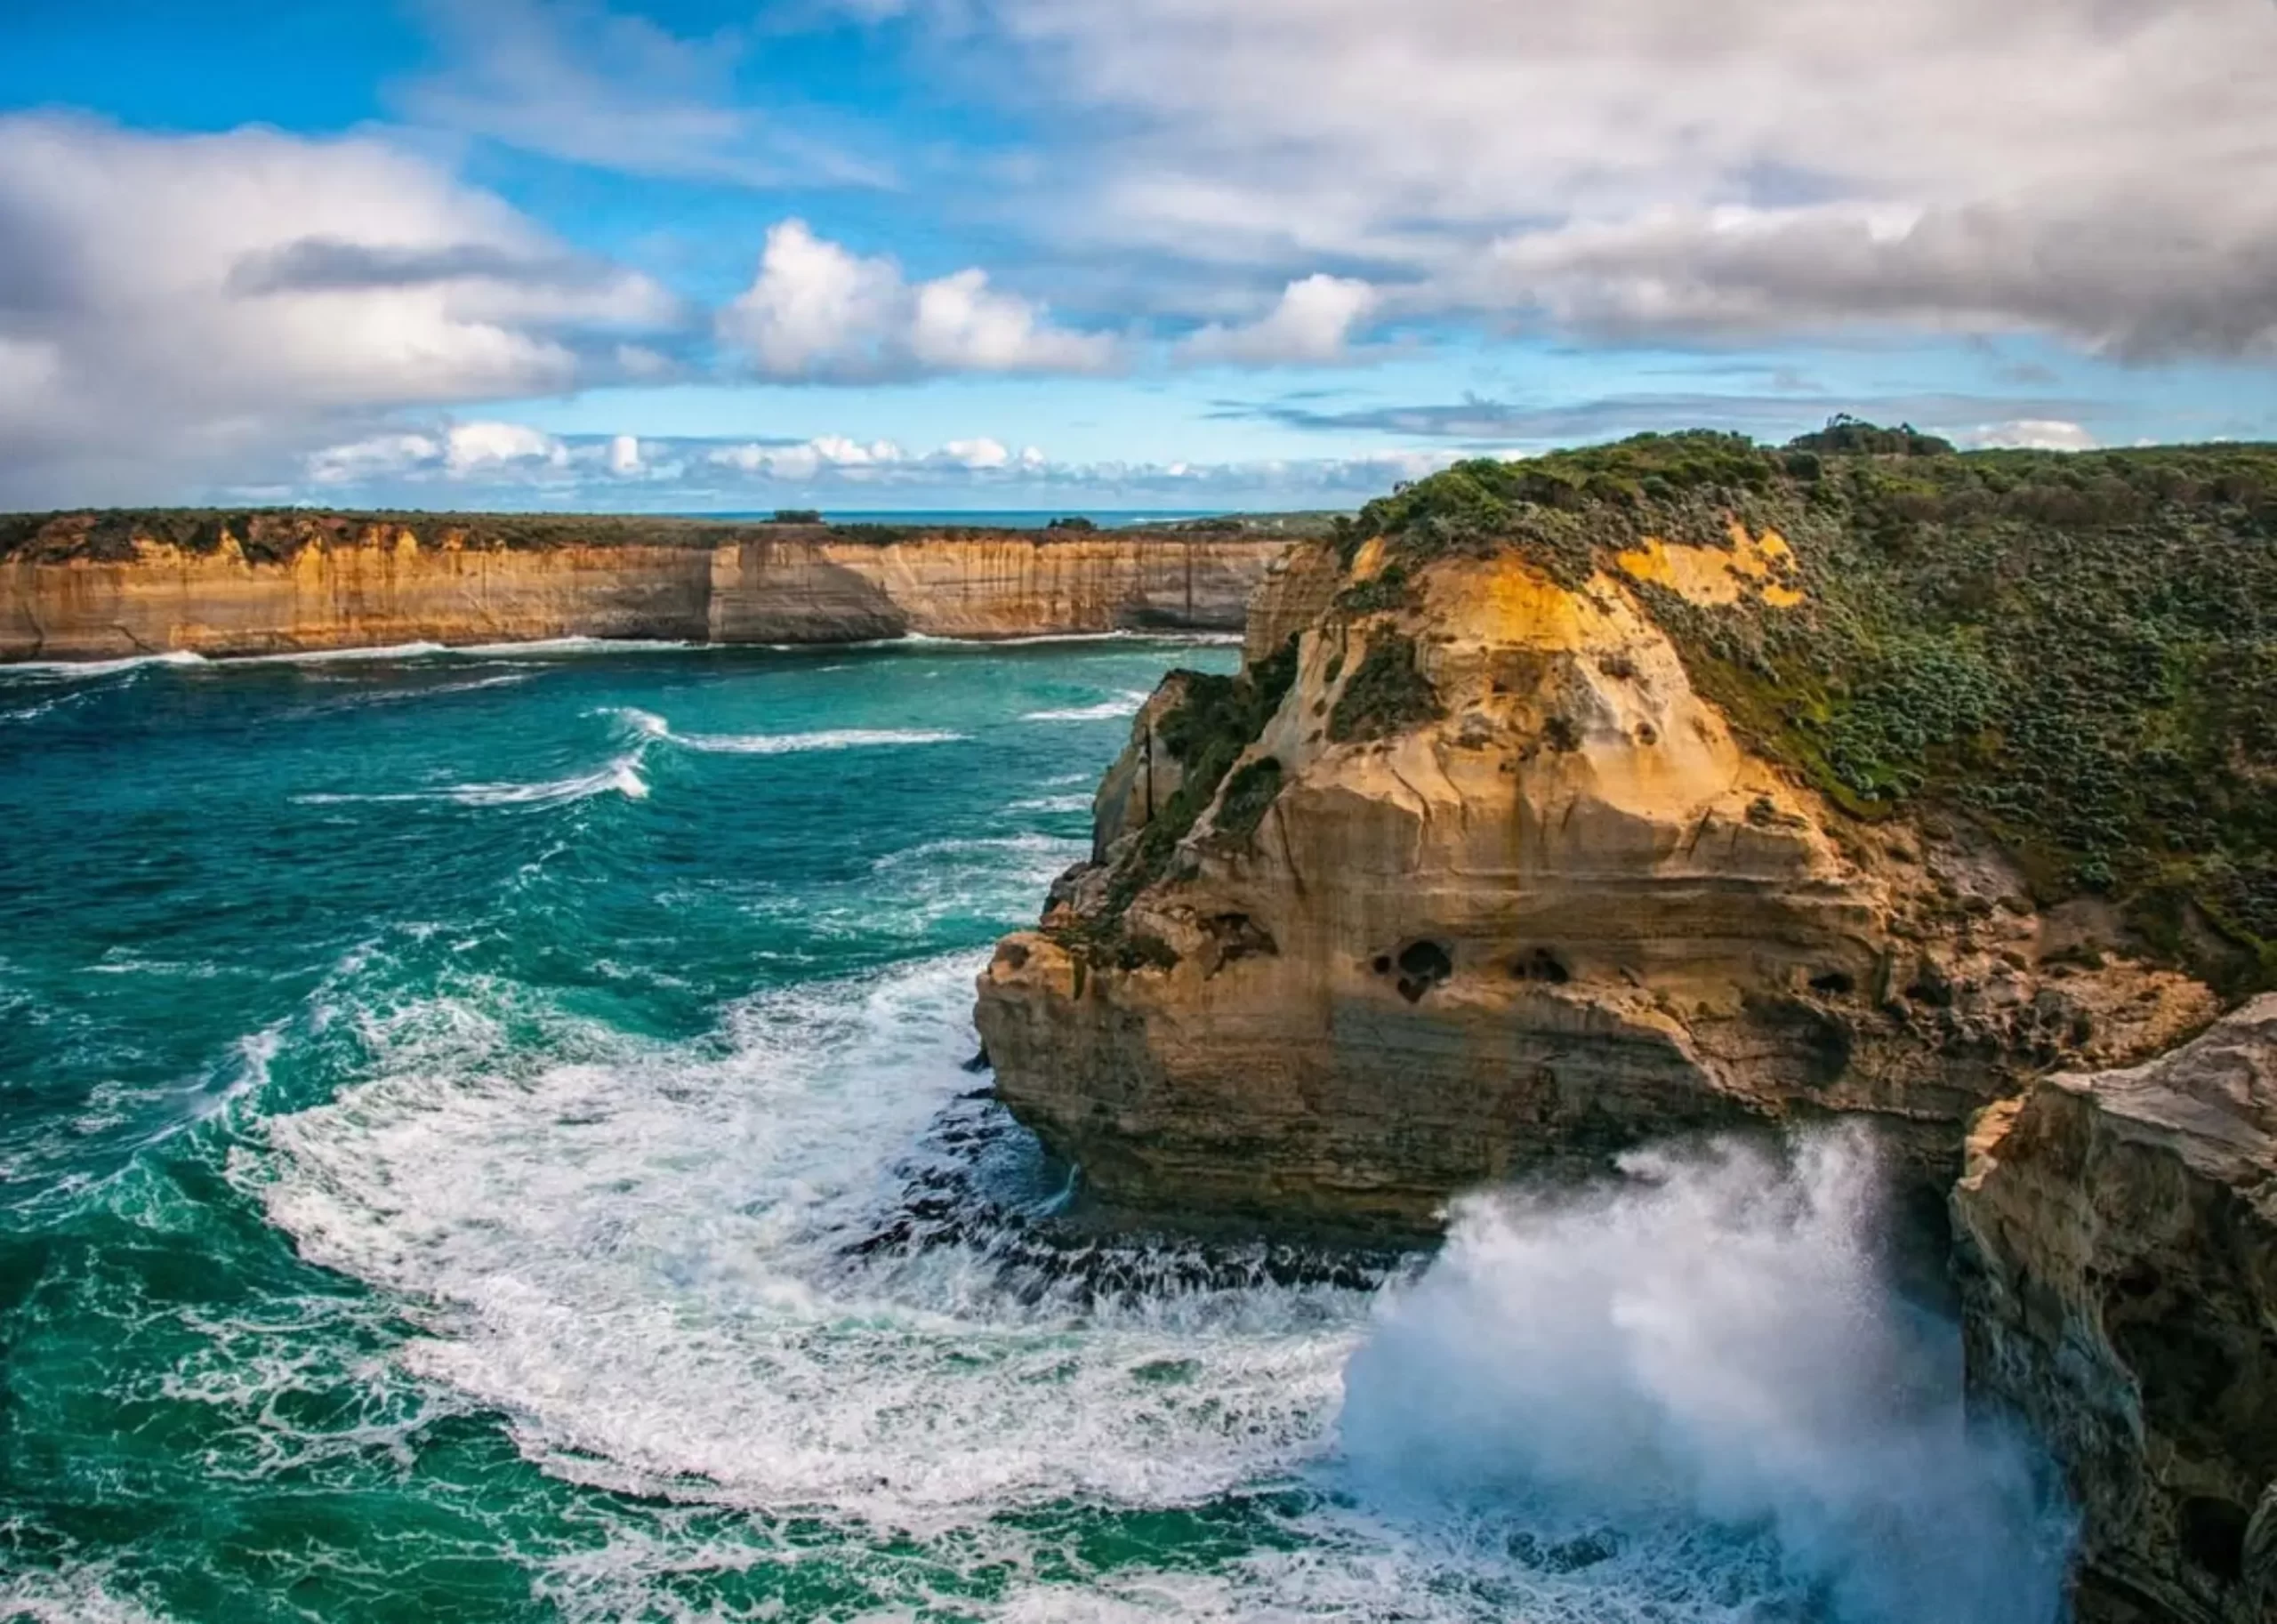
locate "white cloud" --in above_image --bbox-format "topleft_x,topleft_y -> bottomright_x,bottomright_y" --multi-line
1179,274 -> 1380,364
294,418 -> 1463,506
718,220 -> 1115,380
607,433 -> 644,475
704,435 -> 909,480
938,437 -> 1011,470
445,421 -> 571,473
0,113 -> 680,505
306,432 -> 447,486
1954,419 -> 2098,452
889,0 -> 2277,358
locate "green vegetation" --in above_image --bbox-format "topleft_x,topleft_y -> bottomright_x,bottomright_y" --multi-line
1333,561 -> 1417,615
1784,414 -> 1956,457
0,508 -> 1224,563
1044,515 -> 1098,531
1215,757 -> 1286,843
1347,428 -> 2277,990
1329,633 -> 1443,744
1096,637 -> 1300,922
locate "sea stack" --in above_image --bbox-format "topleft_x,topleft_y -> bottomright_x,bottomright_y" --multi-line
975,438 -> 2255,1235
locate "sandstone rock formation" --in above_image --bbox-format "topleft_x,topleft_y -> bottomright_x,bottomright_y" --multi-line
0,514 -> 1283,660
976,533 -> 2215,1235
1955,996 -> 2277,1624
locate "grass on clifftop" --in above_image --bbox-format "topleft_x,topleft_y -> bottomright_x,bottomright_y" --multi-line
0,508 -> 1273,563
1340,428 -> 2277,991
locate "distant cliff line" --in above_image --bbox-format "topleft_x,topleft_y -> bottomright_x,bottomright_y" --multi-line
0,509 -> 1297,662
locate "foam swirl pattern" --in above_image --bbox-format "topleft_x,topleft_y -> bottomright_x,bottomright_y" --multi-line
0,639 -> 2064,1622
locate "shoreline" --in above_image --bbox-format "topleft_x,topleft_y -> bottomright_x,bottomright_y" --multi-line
0,625 -> 1249,673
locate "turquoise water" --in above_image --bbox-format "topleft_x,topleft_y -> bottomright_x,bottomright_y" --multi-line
0,639 -> 2068,1623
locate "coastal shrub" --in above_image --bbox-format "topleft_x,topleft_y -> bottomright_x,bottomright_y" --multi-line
1334,562 -> 1416,615
0,508 -> 1240,562
1329,634 -> 1443,743
1098,636 -> 1302,920
1354,429 -> 2277,991
1215,758 -> 1285,844
1785,414 -> 1956,457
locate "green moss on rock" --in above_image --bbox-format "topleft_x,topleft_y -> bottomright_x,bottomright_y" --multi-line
1329,633 -> 1443,744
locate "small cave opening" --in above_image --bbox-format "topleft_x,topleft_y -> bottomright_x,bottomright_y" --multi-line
1513,948 -> 1571,985
1393,939 -> 1453,1002
2179,1496 -> 2249,1581
1808,970 -> 1856,996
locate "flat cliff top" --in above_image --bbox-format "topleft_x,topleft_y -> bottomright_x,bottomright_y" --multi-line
0,508 -> 1316,565
1320,432 -> 2277,994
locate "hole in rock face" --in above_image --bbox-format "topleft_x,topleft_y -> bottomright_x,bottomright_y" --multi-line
1633,721 -> 1659,745
2181,1496 -> 2249,1580
1394,939 -> 1453,1001
1809,970 -> 1856,995
1514,948 -> 1571,985
1372,954 -> 1392,975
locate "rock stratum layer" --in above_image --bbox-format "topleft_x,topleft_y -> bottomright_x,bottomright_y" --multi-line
0,511 -> 1287,660
1956,996 -> 2277,1624
977,521 -> 2214,1234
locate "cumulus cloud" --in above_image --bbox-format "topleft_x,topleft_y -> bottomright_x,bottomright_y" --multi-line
897,0 -> 2277,358
1955,419 -> 2098,453
0,113 -> 680,505
1179,274 -> 1380,364
717,220 -> 1115,380
305,422 -> 574,485
297,420 -> 1457,506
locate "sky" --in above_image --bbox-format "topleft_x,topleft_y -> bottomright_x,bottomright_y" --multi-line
1,0 -> 2273,513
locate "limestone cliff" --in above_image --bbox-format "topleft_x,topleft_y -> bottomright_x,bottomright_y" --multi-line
1954,997 -> 2277,1624
976,521 -> 2215,1234
0,511 -> 1284,660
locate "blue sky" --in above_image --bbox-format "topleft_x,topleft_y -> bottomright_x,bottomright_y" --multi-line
1,0 -> 2273,511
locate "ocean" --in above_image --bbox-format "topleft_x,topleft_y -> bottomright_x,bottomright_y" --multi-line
0,639 -> 2069,1623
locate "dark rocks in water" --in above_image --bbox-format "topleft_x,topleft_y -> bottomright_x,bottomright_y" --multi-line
838,1091 -> 1408,1304
960,1047 -> 992,1074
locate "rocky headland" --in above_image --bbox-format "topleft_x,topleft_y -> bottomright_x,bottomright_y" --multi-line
0,510 -> 1293,660
974,426 -> 2277,1618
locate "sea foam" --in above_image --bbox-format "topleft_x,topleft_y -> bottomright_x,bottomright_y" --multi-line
1338,1128 -> 2072,1623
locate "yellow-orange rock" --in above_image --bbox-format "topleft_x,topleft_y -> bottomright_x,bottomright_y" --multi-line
976,539 -> 2215,1234
2,518 -> 1284,660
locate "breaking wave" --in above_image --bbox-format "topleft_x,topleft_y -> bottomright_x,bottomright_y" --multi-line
1338,1128 -> 2072,1623
4,648 -> 209,679
1020,690 -> 1152,722
608,707 -> 965,756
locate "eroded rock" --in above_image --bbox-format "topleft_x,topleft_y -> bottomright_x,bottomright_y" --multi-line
1954,994 -> 2277,1624
976,537 -> 2214,1235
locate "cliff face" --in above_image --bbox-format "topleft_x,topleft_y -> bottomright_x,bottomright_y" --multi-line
975,530 -> 2214,1234
0,516 -> 1283,660
1954,997 -> 2277,1624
